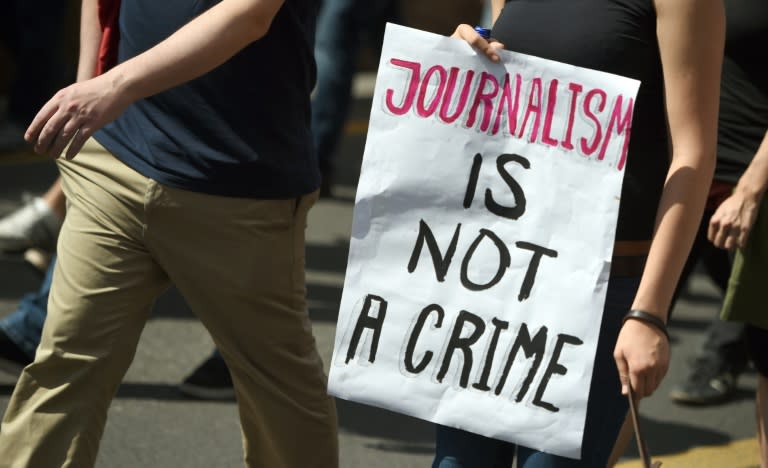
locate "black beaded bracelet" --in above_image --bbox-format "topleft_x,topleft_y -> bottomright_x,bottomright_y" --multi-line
623,309 -> 669,340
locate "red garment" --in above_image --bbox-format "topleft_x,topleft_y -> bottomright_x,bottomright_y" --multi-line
96,0 -> 121,76
706,180 -> 736,212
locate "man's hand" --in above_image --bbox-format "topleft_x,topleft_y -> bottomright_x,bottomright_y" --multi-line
450,24 -> 505,63
25,73 -> 131,160
708,190 -> 762,250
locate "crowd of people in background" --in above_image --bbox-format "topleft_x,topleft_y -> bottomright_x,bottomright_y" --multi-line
0,0 -> 765,467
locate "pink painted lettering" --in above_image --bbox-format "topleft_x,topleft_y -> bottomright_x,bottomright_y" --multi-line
598,95 -> 634,170
541,79 -> 560,147
518,78 -> 543,143
466,72 -> 501,132
416,65 -> 448,118
560,83 -> 583,151
579,88 -> 607,156
492,73 -> 522,136
385,58 -> 421,116
439,68 -> 475,124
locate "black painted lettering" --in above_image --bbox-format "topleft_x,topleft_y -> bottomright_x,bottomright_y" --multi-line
437,310 -> 487,388
514,241 -> 558,301
485,153 -> 530,220
463,153 -> 483,209
404,304 -> 445,374
472,318 -> 510,391
345,294 -> 388,364
494,323 -> 548,402
407,220 -> 461,282
460,229 -> 511,291
532,333 -> 584,413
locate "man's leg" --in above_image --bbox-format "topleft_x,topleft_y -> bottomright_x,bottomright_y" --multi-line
312,0 -> 363,195
746,325 -> 768,468
145,186 -> 338,468
0,256 -> 56,374
758,375 -> 768,468
669,239 -> 749,405
0,142 -> 170,468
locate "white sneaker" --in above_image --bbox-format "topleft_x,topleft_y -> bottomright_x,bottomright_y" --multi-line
0,197 -> 62,253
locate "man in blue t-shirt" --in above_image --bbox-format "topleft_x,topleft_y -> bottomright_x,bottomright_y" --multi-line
0,1 -> 339,467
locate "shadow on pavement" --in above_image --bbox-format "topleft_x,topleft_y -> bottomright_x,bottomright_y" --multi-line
667,317 -> 713,333
336,398 -> 435,445
623,415 -> 733,458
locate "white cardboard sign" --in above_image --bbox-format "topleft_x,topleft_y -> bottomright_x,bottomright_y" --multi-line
328,23 -> 640,459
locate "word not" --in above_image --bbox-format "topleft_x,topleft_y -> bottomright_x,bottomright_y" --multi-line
407,220 -> 557,299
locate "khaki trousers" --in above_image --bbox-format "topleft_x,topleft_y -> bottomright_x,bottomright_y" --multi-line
0,140 -> 338,468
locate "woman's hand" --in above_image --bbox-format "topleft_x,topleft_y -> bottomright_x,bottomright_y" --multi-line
613,318 -> 670,399
708,189 -> 763,250
451,24 -> 505,63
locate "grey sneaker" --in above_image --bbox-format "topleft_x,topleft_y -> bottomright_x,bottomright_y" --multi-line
669,356 -> 739,405
0,197 -> 62,253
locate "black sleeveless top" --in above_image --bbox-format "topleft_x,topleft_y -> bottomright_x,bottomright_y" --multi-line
492,0 -> 668,241
716,0 -> 768,184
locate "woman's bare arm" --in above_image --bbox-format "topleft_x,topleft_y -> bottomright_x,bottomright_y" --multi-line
614,0 -> 724,398
491,0 -> 505,24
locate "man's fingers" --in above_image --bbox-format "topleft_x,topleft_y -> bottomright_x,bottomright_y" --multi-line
25,100 -> 60,147
47,120 -> 81,159
711,223 -> 731,249
723,225 -> 739,250
707,218 -> 720,243
64,127 -> 91,160
737,227 -> 751,250
33,111 -> 70,156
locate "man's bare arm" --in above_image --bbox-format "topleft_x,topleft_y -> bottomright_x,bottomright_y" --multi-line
76,0 -> 101,82
27,0 -> 286,159
709,130 -> 768,249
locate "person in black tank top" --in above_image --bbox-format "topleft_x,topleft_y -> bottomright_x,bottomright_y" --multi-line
432,0 -> 725,466
701,2 -> 768,465
668,0 -> 768,409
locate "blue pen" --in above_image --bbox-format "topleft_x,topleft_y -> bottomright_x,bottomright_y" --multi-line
474,26 -> 492,40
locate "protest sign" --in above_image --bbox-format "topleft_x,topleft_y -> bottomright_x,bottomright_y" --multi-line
328,23 -> 640,459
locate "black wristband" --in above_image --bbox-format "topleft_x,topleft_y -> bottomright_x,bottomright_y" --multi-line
623,309 -> 669,340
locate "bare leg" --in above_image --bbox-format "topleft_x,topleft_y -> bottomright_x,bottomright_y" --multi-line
42,177 -> 65,220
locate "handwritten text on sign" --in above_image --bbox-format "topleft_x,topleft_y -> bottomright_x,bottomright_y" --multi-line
328,24 -> 640,460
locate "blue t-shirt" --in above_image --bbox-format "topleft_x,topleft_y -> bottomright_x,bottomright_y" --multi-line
95,0 -> 320,198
